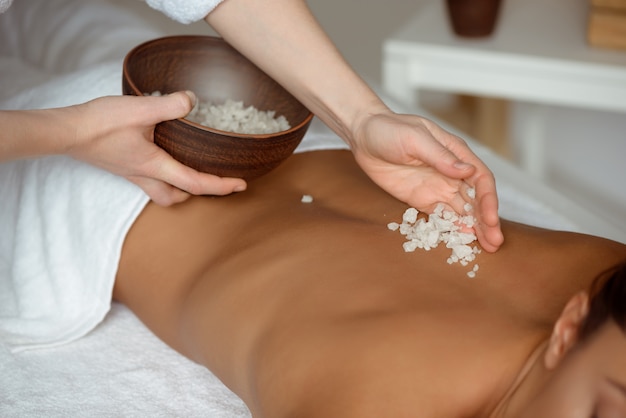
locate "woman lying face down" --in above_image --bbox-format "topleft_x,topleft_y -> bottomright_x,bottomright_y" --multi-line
516,262 -> 626,417
113,150 -> 626,418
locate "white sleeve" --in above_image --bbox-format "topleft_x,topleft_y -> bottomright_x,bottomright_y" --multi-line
0,0 -> 14,14
144,0 -> 225,24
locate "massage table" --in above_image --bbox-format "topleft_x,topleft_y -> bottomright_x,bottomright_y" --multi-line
1,1 -> 624,416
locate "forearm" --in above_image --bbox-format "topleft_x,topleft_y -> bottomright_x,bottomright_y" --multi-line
0,107 -> 78,162
205,0 -> 388,147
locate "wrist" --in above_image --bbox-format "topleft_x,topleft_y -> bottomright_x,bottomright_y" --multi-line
0,107 -> 80,161
345,98 -> 391,149
51,105 -> 84,157
307,81 -> 390,149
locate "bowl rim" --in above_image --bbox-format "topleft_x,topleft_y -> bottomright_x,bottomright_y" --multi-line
122,35 -> 314,139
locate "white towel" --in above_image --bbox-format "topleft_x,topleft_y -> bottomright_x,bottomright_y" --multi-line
0,157 -> 148,352
0,0 -> 178,352
0,61 -> 150,352
0,302 -> 252,417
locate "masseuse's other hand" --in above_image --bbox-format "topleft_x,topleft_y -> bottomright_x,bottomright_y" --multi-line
68,92 -> 247,206
350,111 -> 503,252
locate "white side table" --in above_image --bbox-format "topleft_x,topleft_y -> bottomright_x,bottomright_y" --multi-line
383,0 -> 626,178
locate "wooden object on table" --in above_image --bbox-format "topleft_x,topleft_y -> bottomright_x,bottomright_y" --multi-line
590,0 -> 626,10
588,0 -> 626,50
445,0 -> 502,38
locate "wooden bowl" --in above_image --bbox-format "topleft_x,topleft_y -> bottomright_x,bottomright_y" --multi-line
122,35 -> 313,180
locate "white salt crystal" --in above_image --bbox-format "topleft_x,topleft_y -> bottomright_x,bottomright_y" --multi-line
148,92 -> 291,134
403,241 -> 418,252
400,223 -> 413,235
434,203 -> 445,216
387,222 -> 400,231
301,194 -> 313,203
402,207 -> 419,224
388,204 -> 481,278
451,244 -> 474,260
461,216 -> 475,228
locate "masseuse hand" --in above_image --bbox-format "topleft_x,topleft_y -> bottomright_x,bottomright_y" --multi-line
350,110 -> 503,253
1,91 -> 247,205
66,91 -> 247,205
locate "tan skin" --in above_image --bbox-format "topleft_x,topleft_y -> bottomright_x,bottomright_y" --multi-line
114,150 -> 626,418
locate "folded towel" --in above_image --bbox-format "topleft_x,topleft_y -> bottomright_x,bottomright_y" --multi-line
0,156 -> 148,352
0,61 -> 150,352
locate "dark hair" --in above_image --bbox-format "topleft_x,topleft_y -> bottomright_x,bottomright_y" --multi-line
578,261 -> 626,341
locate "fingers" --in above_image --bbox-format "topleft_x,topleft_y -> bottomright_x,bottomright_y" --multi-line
430,180 -> 503,253
131,171 -> 247,207
78,93 -> 247,206
414,138 -> 476,181
416,121 -> 477,180
145,92 -> 248,196
477,225 -> 504,253
467,165 -> 503,252
130,176 -> 193,206
129,92 -> 246,205
155,151 -> 247,196
448,178 -> 503,253
434,188 -> 472,219
433,126 -> 503,252
475,179 -> 499,227
474,209 -> 504,253
357,112 -> 503,251
470,197 -> 503,253
129,149 -> 248,206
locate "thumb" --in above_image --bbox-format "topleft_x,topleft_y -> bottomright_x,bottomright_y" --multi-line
418,139 -> 476,180
414,120 -> 479,179
148,90 -> 197,123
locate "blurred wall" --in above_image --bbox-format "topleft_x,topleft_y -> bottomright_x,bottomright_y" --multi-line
307,0 -> 423,83
134,0 -> 423,83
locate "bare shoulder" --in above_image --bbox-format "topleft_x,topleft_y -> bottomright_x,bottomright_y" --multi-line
479,220 -> 626,321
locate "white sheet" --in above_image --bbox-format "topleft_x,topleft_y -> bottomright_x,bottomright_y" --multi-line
1,0 -> 624,416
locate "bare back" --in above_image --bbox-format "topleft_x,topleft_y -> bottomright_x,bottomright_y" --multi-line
114,150 -> 626,418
